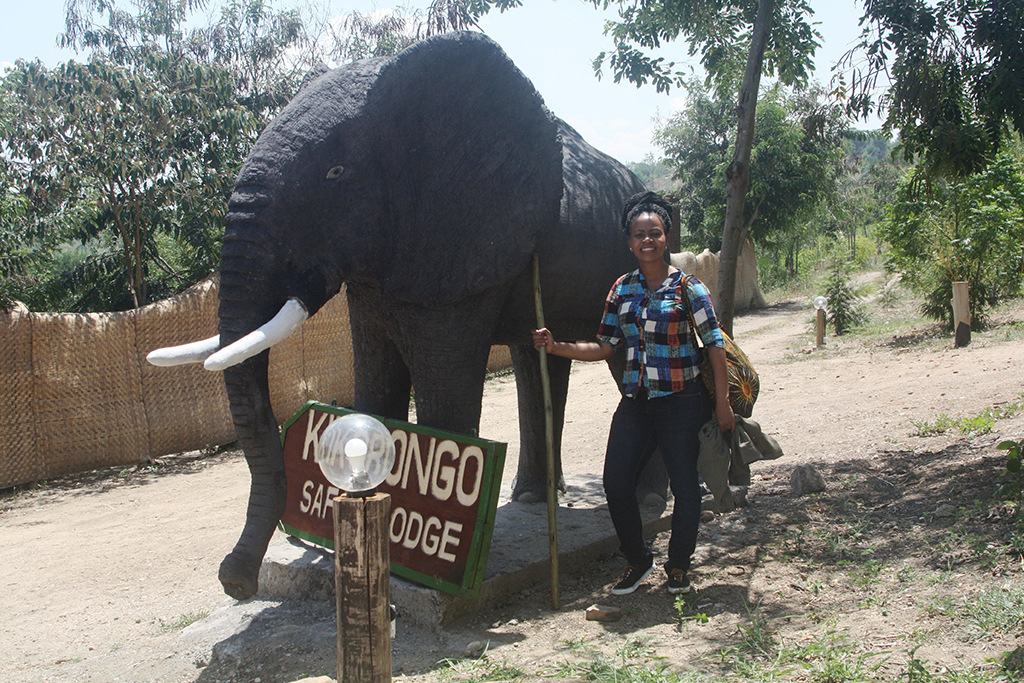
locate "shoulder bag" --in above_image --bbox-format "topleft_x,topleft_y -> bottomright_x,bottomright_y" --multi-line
679,275 -> 759,418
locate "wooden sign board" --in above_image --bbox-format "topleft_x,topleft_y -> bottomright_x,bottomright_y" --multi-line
278,401 -> 507,600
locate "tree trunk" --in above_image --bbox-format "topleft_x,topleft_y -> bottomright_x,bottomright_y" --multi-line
717,0 -> 774,336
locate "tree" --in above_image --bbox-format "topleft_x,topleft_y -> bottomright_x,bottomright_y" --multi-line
841,0 -> 1024,179
2,54 -> 259,310
833,140 -> 904,261
655,80 -> 849,281
2,0 -> 478,312
882,153 -> 1024,329
626,154 -> 675,193
590,0 -> 819,333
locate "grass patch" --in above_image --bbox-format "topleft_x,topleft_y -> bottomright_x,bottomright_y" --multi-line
927,584 -> 1024,642
435,654 -> 526,682
911,395 -> 1024,437
157,610 -> 209,632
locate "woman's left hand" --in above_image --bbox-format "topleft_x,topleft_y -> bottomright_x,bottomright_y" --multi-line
706,346 -> 736,432
716,398 -> 735,434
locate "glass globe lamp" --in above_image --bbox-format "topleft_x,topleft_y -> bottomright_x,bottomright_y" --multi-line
317,413 -> 395,496
813,296 -> 828,311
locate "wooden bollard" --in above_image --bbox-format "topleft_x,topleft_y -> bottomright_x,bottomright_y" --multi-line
952,281 -> 970,348
333,492 -> 391,683
815,309 -> 825,348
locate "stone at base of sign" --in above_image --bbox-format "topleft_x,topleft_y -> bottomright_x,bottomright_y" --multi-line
585,605 -> 622,622
259,473 -> 674,630
258,535 -> 336,601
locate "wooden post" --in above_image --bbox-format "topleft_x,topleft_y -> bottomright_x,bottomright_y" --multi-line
334,492 -> 391,683
532,253 -> 560,610
815,309 -> 825,348
952,281 -> 971,348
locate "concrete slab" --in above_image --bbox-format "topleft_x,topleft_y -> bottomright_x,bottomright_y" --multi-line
257,473 -> 672,630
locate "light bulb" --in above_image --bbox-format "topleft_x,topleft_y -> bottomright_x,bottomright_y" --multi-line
345,438 -> 370,488
317,413 -> 396,494
814,296 -> 828,311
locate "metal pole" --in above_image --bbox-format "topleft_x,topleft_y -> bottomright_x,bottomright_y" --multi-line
532,253 -> 560,610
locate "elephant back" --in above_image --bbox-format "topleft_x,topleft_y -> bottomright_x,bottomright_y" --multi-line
366,32 -> 564,304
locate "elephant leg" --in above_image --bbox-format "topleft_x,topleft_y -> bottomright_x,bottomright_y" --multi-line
347,285 -> 413,421
392,295 -> 504,436
604,347 -> 670,507
219,352 -> 287,600
509,344 -> 570,503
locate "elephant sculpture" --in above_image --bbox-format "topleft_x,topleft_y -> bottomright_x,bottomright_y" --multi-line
149,31 -> 648,600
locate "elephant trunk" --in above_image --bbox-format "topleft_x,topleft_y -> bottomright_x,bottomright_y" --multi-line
219,352 -> 286,600
215,196 -> 290,600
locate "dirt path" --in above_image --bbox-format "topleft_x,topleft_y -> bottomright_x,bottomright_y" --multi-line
2,280 -> 1023,682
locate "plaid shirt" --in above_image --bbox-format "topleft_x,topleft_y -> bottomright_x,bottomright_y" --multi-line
596,269 -> 724,399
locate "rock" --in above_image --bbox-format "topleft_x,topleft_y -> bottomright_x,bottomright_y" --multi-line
933,503 -> 957,518
585,605 -> 622,622
287,677 -> 333,683
464,640 -> 488,658
791,464 -> 826,495
642,491 -> 667,507
730,485 -> 748,508
700,509 -> 716,522
1003,645 -> 1024,675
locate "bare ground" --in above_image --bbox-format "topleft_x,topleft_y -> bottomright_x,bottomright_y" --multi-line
2,275 -> 1023,682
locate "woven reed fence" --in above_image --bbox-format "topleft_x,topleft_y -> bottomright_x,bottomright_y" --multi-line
1,277 -> 513,490
0,242 -> 760,490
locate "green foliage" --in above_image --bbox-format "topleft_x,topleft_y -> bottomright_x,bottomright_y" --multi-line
2,55 -> 258,310
655,80 -> 849,252
928,585 -> 1024,642
673,592 -> 709,627
911,398 -> 1023,453
882,154 -> 1024,330
588,0 -> 819,95
902,647 -> 995,683
822,263 -> 865,335
997,439 -> 1023,475
1,0 -> 312,311
626,154 -> 675,193
158,610 -> 210,632
841,0 -> 1024,180
2,0 -> 462,312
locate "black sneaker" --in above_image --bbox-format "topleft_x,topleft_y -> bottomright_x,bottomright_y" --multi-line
610,562 -> 654,595
667,568 -> 692,594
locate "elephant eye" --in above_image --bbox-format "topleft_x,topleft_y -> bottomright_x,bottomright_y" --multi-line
326,165 -> 345,180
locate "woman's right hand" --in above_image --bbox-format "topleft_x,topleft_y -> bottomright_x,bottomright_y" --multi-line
532,328 -> 555,353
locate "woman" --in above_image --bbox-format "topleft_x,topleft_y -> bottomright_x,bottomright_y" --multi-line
532,191 -> 734,595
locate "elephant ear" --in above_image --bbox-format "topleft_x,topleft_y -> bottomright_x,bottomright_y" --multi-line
366,31 -> 564,304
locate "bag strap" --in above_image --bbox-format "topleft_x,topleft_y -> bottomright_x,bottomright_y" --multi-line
677,274 -> 706,350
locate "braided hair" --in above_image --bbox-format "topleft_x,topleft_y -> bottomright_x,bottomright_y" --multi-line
621,191 -> 673,235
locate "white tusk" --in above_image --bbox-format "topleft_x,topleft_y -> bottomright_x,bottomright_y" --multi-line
147,335 -> 221,367
203,298 -> 309,372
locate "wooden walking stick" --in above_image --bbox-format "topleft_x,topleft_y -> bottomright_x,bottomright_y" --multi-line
532,253 -> 560,609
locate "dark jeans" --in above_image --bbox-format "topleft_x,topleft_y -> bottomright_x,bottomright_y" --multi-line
603,381 -> 712,573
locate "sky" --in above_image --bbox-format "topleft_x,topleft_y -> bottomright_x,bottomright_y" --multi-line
0,0 -> 877,163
